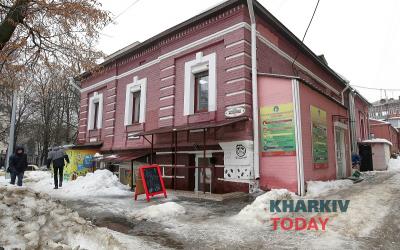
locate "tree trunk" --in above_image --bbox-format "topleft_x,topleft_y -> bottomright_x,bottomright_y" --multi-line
0,0 -> 31,51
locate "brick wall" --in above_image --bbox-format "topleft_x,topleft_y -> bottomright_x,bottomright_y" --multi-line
78,4 -> 253,151
299,83 -> 351,182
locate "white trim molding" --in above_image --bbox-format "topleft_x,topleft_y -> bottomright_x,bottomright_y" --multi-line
292,79 -> 305,196
80,20 -> 343,105
184,52 -> 217,116
88,92 -> 103,130
124,76 -> 147,126
82,22 -> 247,93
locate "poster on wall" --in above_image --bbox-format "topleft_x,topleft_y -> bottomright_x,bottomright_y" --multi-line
65,149 -> 97,180
260,103 -> 296,156
311,105 -> 328,169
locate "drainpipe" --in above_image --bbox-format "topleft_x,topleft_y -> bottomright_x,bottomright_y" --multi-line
341,83 -> 350,105
348,89 -> 358,153
247,0 -> 260,180
68,77 -> 82,93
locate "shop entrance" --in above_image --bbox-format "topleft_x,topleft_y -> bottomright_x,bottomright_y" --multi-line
195,155 -> 212,192
335,126 -> 347,178
359,144 -> 373,171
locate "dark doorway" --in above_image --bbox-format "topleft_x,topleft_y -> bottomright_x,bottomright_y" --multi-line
359,144 -> 373,171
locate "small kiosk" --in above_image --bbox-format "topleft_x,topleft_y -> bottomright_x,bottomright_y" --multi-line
359,139 -> 392,171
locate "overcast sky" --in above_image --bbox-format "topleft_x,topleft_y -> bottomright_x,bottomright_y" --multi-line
98,0 -> 400,102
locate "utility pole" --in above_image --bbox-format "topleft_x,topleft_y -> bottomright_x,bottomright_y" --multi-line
5,89 -> 17,173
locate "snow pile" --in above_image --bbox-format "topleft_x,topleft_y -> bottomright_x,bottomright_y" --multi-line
0,186 -> 124,249
61,169 -> 130,197
131,202 -> 185,222
233,189 -> 296,225
388,157 -> 400,172
24,171 -> 51,183
30,169 -> 131,198
306,179 -> 353,197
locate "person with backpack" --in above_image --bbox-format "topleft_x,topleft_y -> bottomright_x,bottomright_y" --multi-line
8,145 -> 28,186
47,145 -> 70,189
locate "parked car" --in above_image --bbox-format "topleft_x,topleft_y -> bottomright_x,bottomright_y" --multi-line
26,164 -> 40,171
39,165 -> 49,171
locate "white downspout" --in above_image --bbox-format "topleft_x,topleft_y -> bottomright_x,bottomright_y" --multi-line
247,0 -> 260,179
349,89 -> 358,153
341,83 -> 350,105
68,77 -> 83,93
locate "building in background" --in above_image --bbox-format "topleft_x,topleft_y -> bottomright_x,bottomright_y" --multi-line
75,0 -> 369,195
369,97 -> 400,121
387,116 -> 400,130
369,119 -> 399,154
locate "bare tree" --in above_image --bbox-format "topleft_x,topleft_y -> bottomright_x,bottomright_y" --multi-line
0,0 -> 111,77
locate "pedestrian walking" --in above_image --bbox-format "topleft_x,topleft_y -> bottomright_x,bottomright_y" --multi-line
8,145 -> 28,186
47,145 -> 70,189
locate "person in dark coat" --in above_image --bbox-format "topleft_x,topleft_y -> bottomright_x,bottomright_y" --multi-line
47,146 -> 70,189
8,145 -> 28,186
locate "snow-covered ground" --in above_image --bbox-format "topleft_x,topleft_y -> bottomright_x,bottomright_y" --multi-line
388,157 -> 400,172
233,189 -> 297,225
0,185 -> 160,250
306,179 -> 353,197
26,170 -> 132,198
1,168 -> 400,249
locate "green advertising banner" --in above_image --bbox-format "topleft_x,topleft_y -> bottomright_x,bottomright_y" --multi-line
310,105 -> 328,168
260,103 -> 296,156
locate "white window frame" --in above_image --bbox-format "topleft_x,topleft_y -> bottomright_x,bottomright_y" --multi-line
184,52 -> 217,116
88,92 -> 103,130
124,76 -> 147,126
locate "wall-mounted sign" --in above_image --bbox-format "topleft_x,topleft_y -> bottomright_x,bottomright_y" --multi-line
235,144 -> 247,159
260,103 -> 296,156
311,106 -> 328,169
219,140 -> 253,166
225,106 -> 246,118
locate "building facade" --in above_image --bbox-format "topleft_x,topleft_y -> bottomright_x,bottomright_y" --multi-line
370,97 -> 400,120
369,119 -> 399,154
76,0 -> 368,195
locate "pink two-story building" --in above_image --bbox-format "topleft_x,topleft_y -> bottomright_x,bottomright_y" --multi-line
76,0 -> 368,195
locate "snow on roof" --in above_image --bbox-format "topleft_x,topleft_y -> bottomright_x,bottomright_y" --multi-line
369,118 -> 390,124
362,138 -> 393,146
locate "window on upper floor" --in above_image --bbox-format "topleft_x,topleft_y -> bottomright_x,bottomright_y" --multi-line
194,71 -> 209,113
88,92 -> 103,130
184,52 -> 216,116
124,76 -> 147,126
131,91 -> 141,124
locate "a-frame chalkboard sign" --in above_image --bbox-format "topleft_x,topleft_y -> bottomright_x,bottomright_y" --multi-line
135,164 -> 167,202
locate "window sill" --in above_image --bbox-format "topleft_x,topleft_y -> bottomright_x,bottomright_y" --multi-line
126,123 -> 144,132
188,111 -> 216,124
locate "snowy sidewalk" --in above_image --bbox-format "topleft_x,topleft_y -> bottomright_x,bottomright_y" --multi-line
2,164 -> 400,249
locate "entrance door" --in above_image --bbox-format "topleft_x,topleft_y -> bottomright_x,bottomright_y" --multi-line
359,144 -> 373,171
335,127 -> 347,178
195,156 -> 212,192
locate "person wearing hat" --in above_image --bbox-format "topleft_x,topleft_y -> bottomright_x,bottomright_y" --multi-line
8,145 -> 28,186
